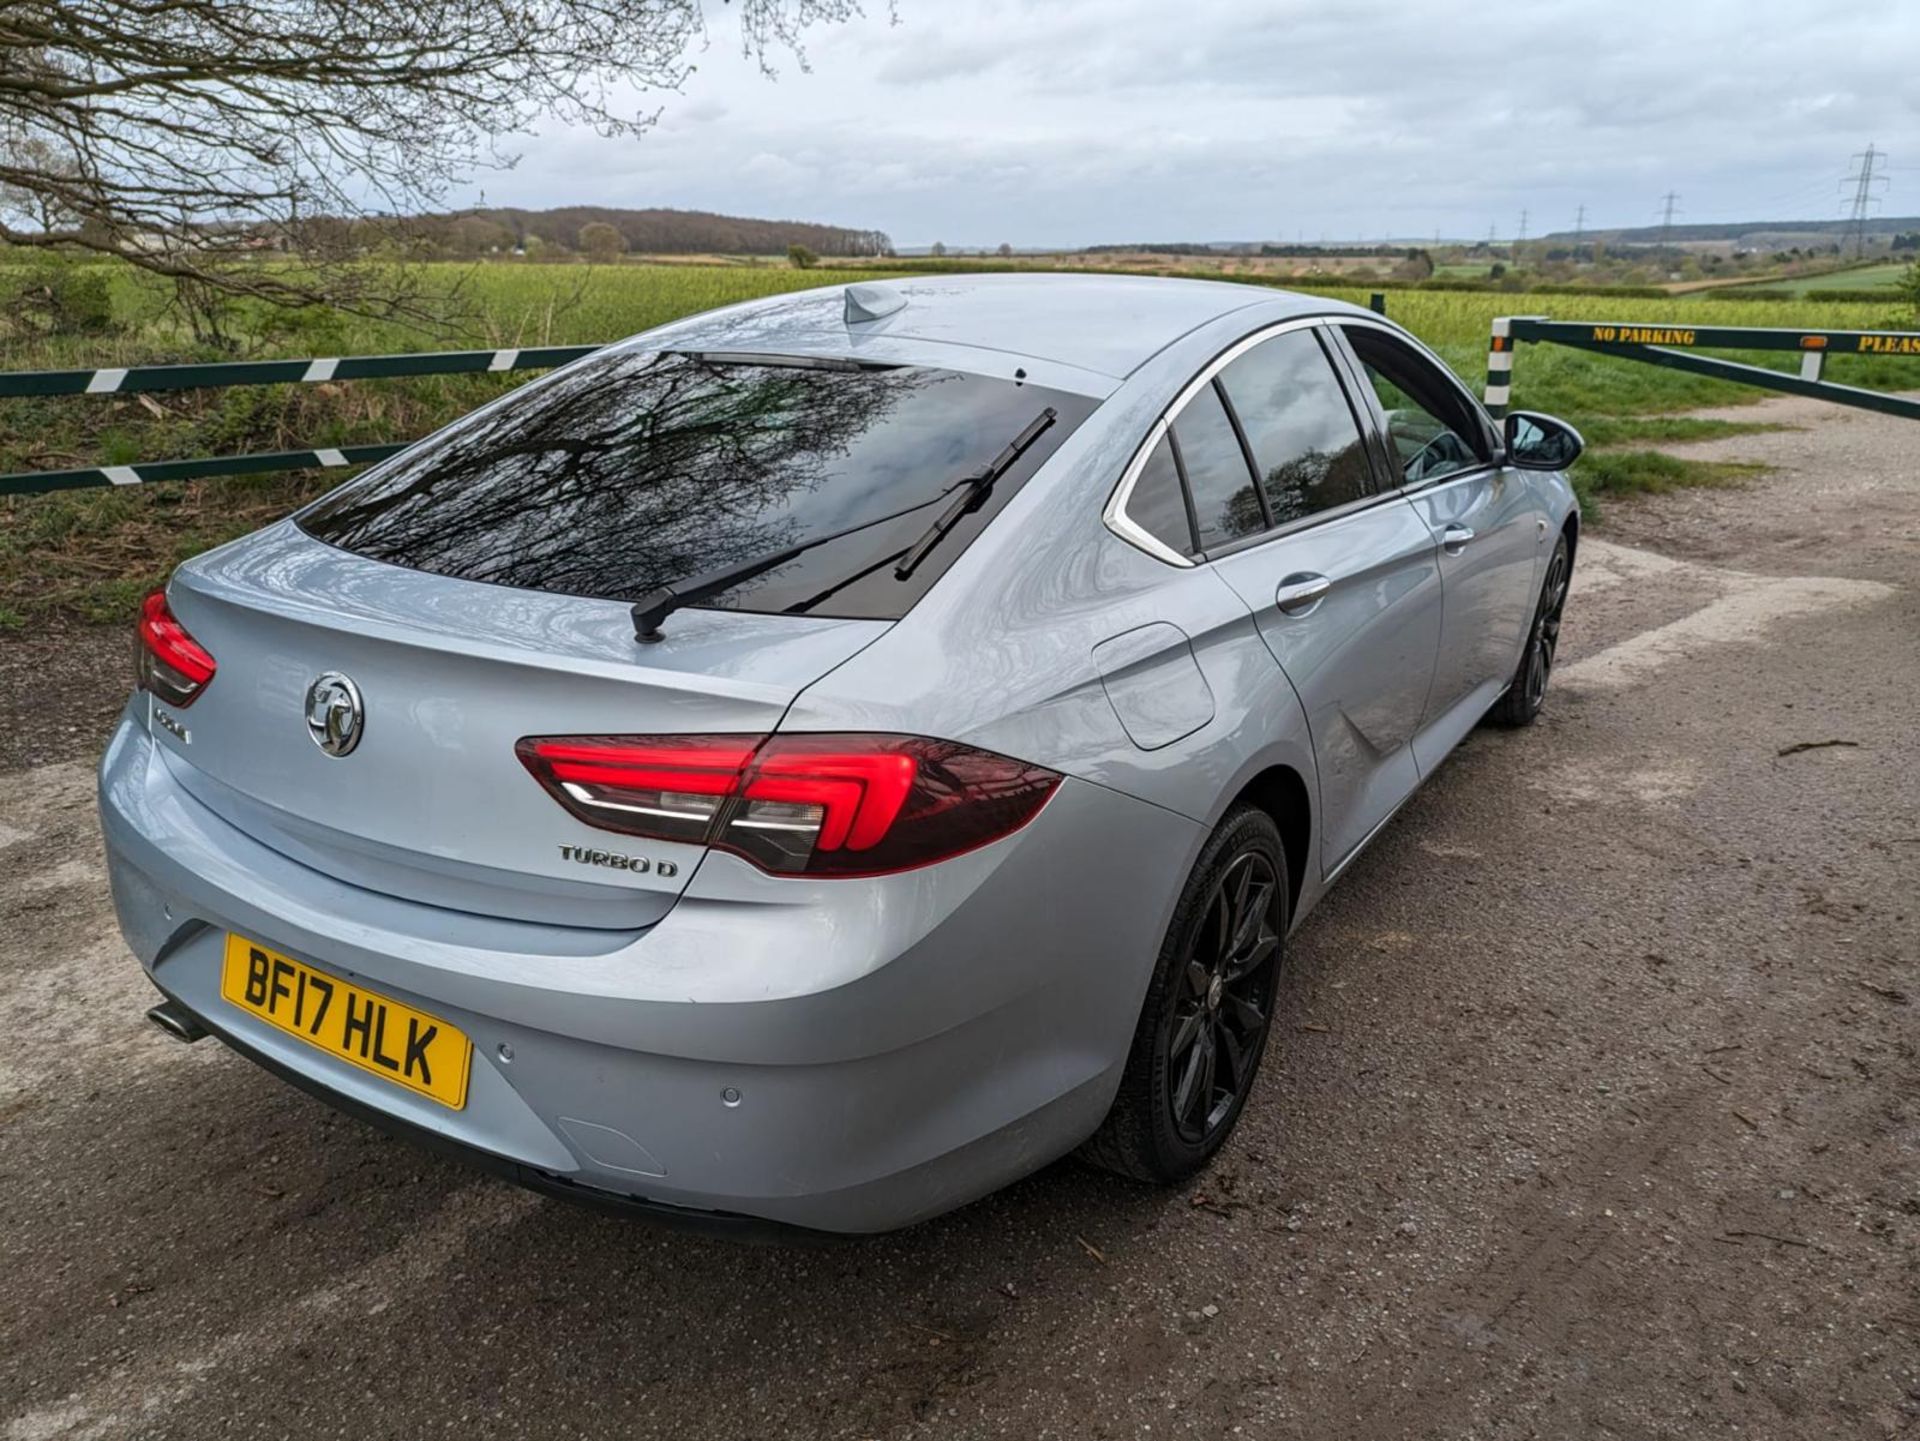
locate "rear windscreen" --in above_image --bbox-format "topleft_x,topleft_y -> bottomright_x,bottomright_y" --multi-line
297,350 -> 1096,620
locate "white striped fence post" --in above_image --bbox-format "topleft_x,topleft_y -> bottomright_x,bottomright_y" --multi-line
1485,317 -> 1515,419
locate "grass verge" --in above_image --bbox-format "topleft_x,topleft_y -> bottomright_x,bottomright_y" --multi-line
1569,449 -> 1769,520
0,472 -> 331,630
1576,416 -> 1795,448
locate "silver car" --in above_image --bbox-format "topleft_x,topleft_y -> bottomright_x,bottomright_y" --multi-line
101,275 -> 1581,1234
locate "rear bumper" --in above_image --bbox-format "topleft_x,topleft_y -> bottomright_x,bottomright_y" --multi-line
141,981 -> 845,1242
99,708 -> 1198,1233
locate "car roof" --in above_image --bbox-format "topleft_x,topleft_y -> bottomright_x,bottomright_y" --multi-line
651,272 -> 1366,382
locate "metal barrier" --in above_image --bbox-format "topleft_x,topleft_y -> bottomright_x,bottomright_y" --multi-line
14,314 -> 1916,496
1485,316 -> 1920,421
0,345 -> 599,496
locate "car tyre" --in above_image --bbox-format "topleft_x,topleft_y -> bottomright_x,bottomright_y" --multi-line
1487,533 -> 1571,729
1081,804 -> 1288,1184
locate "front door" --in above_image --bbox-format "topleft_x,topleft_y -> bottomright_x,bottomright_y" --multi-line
1403,467 -> 1541,755
1334,322 -> 1542,767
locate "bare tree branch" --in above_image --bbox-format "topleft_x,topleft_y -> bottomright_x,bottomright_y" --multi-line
0,0 -> 884,338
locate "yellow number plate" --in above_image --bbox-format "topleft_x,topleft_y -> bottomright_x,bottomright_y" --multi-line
220,934 -> 472,1110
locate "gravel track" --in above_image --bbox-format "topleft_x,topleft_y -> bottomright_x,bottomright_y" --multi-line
2,393 -> 1914,1440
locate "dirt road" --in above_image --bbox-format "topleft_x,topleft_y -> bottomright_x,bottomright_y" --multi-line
2,396 -> 1915,1440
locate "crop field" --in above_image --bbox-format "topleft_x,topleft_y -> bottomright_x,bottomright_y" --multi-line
2,257 -> 1916,628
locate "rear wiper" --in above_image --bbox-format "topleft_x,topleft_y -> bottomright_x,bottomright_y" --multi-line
629,405 -> 1058,644
631,537 -> 826,643
892,407 -> 1057,581
683,351 -> 888,373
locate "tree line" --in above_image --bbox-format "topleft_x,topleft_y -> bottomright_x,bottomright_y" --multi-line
420,207 -> 892,259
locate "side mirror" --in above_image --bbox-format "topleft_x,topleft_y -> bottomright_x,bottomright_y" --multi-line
1503,411 -> 1584,471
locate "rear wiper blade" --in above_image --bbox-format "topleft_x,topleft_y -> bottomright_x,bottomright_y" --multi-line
629,405 -> 1058,644
683,351 -> 904,373
892,407 -> 1057,582
631,476 -> 978,643
631,537 -> 823,643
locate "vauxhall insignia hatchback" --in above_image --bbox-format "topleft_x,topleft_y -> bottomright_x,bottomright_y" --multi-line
101,275 -> 1583,1233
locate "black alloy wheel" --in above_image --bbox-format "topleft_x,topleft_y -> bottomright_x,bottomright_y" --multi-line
1489,533 -> 1572,728
1164,850 -> 1281,1144
1524,539 -> 1571,711
1082,805 -> 1288,1184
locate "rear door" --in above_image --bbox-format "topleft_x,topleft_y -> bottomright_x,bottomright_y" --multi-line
1333,322 -> 1541,766
1179,323 -> 1443,872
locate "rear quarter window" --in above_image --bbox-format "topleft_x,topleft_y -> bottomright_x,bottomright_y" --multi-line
1124,434 -> 1197,555
298,351 -> 1095,620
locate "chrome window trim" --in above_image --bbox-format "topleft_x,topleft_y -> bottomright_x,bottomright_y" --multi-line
1101,416 -> 1193,568
1101,314 -> 1337,569
1382,456 -> 1503,502
1197,485 -> 1408,560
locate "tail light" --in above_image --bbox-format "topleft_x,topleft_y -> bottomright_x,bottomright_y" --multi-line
517,733 -> 1061,877
136,589 -> 217,708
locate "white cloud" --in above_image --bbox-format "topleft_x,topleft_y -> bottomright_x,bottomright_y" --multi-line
463,0 -> 1920,247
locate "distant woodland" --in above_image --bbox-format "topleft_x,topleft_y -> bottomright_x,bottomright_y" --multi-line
406,206 -> 893,258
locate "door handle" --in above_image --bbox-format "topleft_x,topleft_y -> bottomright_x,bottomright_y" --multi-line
1438,523 -> 1476,555
1275,573 -> 1331,616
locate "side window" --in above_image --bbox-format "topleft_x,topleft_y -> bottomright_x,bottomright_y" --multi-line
1216,329 -> 1375,526
1125,434 -> 1196,555
1340,325 -> 1489,487
1171,385 -> 1264,551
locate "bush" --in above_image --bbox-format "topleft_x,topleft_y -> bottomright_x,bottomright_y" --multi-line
787,243 -> 818,270
578,222 -> 626,262
1811,287 -> 1909,304
0,259 -> 119,337
1366,277 -> 1670,299
49,268 -> 116,333
1707,284 -> 1909,305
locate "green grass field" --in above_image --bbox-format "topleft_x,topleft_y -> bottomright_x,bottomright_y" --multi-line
1715,261 -> 1912,297
3,257 -> 1917,628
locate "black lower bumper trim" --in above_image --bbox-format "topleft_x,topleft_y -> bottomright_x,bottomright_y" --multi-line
147,981 -> 851,1245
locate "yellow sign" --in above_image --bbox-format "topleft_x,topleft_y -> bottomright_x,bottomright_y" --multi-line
1590,326 -> 1697,346
1857,335 -> 1920,354
220,934 -> 472,1109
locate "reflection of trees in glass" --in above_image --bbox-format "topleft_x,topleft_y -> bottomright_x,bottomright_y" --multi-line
303,352 -> 930,601
1204,444 -> 1369,538
1262,446 -> 1361,526
1224,483 -> 1265,537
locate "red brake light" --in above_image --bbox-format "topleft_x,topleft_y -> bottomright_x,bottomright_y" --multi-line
518,735 -> 757,847
136,589 -> 216,708
516,733 -> 1061,877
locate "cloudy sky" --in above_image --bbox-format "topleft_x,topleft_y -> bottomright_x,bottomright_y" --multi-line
463,0 -> 1919,248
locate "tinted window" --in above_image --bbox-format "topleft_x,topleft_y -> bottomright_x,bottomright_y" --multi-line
298,351 -> 1094,620
1216,329 -> 1374,526
1172,385 -> 1263,551
1125,434 -> 1195,555
1340,325 -> 1489,486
